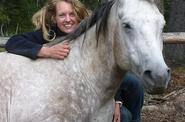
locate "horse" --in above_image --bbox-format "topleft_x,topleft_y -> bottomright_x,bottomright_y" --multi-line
0,0 -> 170,121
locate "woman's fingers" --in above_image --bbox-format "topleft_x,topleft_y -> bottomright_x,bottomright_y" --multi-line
113,114 -> 120,122
38,43 -> 71,59
112,103 -> 121,122
49,43 -> 71,59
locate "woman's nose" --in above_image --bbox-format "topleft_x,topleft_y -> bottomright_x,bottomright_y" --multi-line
65,15 -> 71,22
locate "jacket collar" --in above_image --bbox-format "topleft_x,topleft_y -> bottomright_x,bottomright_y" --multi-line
50,26 -> 67,38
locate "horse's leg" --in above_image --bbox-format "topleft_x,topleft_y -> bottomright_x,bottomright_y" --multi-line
0,84 -> 10,122
90,99 -> 114,122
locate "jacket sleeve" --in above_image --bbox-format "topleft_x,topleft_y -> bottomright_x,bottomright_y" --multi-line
5,30 -> 45,60
114,83 -> 124,102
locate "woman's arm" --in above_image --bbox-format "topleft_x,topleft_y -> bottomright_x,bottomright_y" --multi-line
5,30 -> 44,59
112,102 -> 121,122
112,80 -> 125,122
5,30 -> 70,60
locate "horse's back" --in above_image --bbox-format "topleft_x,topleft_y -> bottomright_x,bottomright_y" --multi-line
0,53 -> 59,121
0,52 -> 48,121
0,52 -> 91,122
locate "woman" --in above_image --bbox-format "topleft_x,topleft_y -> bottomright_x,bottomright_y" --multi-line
5,0 -> 144,122
6,0 -> 89,60
113,71 -> 144,122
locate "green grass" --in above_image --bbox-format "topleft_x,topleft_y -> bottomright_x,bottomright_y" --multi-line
173,67 -> 185,74
0,48 -> 5,52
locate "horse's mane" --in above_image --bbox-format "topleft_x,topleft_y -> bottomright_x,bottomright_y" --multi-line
48,0 -> 115,46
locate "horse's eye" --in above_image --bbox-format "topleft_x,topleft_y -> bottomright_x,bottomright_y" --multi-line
123,23 -> 131,29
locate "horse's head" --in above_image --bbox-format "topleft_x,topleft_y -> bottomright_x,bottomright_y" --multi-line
113,0 -> 170,94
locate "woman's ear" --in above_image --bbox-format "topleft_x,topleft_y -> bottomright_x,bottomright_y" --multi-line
51,16 -> 56,24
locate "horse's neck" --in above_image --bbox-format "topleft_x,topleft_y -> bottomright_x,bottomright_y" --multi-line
65,24 -> 122,102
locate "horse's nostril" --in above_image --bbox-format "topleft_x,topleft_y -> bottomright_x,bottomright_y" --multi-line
144,70 -> 152,78
167,68 -> 171,74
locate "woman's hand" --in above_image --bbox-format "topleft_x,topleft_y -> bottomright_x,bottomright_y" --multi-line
112,103 -> 121,122
38,42 -> 70,60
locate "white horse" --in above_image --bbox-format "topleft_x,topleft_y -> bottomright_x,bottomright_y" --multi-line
0,0 -> 170,121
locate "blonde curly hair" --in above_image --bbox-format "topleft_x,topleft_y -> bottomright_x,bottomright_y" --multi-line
32,0 -> 90,41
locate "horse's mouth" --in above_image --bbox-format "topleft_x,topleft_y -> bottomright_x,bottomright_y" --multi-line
144,84 -> 166,94
142,75 -> 169,95
140,68 -> 171,94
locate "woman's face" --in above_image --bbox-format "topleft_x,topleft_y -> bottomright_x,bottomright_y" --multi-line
54,1 -> 78,33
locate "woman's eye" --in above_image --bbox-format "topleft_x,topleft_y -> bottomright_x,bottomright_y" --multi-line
70,13 -> 75,17
59,14 -> 65,17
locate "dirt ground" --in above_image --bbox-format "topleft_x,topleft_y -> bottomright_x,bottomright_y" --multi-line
142,65 -> 185,122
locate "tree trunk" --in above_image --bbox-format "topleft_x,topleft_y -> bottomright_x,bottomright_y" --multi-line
164,0 -> 185,66
154,0 -> 164,14
167,0 -> 185,32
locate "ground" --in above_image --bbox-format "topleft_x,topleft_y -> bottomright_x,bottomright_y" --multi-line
142,65 -> 185,122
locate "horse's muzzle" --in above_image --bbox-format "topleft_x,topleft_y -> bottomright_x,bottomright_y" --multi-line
142,68 -> 171,94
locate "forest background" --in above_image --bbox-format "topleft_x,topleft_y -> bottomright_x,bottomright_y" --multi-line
0,0 -> 171,37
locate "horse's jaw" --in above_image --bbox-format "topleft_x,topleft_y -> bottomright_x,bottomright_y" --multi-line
127,39 -> 171,94
124,36 -> 171,94
142,71 -> 171,94
141,57 -> 171,94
